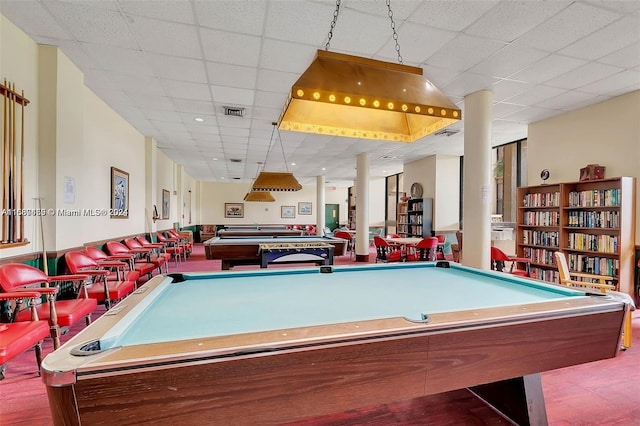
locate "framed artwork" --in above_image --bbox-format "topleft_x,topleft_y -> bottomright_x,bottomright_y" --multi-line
110,167 -> 129,219
298,201 -> 312,215
281,205 -> 295,218
225,203 -> 244,218
162,189 -> 170,219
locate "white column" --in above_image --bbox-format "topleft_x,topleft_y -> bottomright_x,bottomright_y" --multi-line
316,175 -> 325,235
355,153 -> 370,261
463,90 -> 493,270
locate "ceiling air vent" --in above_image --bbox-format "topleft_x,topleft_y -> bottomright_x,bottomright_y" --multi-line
434,129 -> 460,137
224,106 -> 245,117
230,158 -> 242,163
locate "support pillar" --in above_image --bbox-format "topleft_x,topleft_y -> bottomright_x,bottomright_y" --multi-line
355,153 -> 370,262
316,175 -> 325,236
463,90 -> 493,270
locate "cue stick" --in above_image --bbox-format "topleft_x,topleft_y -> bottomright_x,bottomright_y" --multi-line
11,83 -> 17,243
7,83 -> 14,242
2,80 -> 8,242
19,90 -> 25,241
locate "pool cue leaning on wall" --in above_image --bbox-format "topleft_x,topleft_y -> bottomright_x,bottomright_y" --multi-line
1,80 -> 30,246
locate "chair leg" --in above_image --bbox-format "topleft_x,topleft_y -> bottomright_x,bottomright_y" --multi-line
35,340 -> 44,376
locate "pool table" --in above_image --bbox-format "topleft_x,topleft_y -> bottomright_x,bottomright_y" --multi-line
41,262 -> 627,426
204,235 -> 347,269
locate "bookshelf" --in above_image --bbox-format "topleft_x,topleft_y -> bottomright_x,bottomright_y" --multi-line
348,186 -> 356,230
397,200 -> 408,236
406,198 -> 433,238
517,177 -> 636,296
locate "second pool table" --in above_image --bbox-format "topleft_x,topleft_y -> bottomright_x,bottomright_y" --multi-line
203,235 -> 347,269
42,262 -> 627,425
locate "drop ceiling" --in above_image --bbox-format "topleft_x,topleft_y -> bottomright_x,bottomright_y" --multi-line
2,0 -> 639,186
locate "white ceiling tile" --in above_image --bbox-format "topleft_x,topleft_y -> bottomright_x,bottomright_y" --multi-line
200,28 -> 262,67
491,80 -> 534,102
514,2 -> 622,52
162,80 -> 212,102
534,89 -> 600,110
146,110 -> 183,122
192,133 -> 222,143
598,43 -> 640,69
45,1 -> 139,49
1,1 -> 73,40
503,85 -> 567,106
219,127 -> 250,137
129,16 -> 201,58
376,21 -> 457,64
151,121 -> 188,133
90,88 -> 133,108
426,34 -> 507,72
129,94 -> 175,111
111,74 -> 165,96
578,70 -> 640,95
118,0 -> 195,25
264,1 -> 332,45
509,54 -> 588,85
465,1 -> 570,43
469,44 -> 549,79
83,69 -> 120,90
254,91 -> 287,109
545,62 -> 624,90
502,106 -> 561,123
147,55 -> 208,83
172,98 -> 216,115
206,62 -> 257,89
492,102 -> 527,119
559,16 -> 640,61
217,116 -> 250,129
194,0 -> 266,36
211,85 -> 255,106
255,69 -> 299,93
324,8 -> 395,55
260,39 -> 317,74
442,73 -> 497,98
82,44 -> 155,76
583,0 -> 640,15
408,0 -> 499,32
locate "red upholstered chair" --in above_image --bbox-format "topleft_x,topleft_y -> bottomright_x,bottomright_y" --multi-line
167,230 -> 192,257
0,291 -> 51,380
406,237 -> 439,262
123,237 -> 168,273
105,241 -> 157,279
373,236 -> 402,263
334,231 -> 354,259
65,251 -> 136,310
156,232 -> 185,263
435,234 -> 447,260
0,263 -> 96,349
136,235 -> 175,268
84,246 -> 141,284
490,246 -> 530,277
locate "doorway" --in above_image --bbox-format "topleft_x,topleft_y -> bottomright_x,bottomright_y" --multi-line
325,204 -> 339,232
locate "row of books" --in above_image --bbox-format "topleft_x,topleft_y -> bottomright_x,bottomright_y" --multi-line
522,247 -> 557,265
522,211 -> 560,226
409,226 -> 423,236
408,201 -> 425,210
521,230 -> 560,247
567,233 -> 618,253
568,188 -> 620,207
566,210 -> 619,228
567,253 -> 619,277
522,192 -> 560,208
408,216 -> 423,224
529,267 -> 559,283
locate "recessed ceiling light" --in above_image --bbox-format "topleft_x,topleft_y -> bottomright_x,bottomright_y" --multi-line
194,117 -> 204,122
212,157 -> 218,161
291,162 -> 296,166
322,167 -> 326,171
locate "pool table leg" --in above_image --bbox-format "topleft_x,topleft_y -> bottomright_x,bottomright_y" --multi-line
468,373 -> 548,426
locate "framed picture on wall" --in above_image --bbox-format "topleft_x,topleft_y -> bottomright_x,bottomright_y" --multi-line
281,206 -> 295,219
162,189 -> 170,219
110,167 -> 129,219
225,203 -> 244,218
298,202 -> 312,215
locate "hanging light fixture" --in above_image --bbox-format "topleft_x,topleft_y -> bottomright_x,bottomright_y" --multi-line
251,123 -> 302,192
244,163 -> 276,202
278,0 -> 461,143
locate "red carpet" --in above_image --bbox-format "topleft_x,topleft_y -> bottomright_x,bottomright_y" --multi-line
1,244 -> 639,425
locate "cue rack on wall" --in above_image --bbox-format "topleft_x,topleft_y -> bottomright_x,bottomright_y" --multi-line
1,80 -> 30,248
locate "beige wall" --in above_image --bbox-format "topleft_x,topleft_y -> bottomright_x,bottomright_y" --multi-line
528,90 -> 640,240
1,16 -> 41,258
198,182 -> 350,226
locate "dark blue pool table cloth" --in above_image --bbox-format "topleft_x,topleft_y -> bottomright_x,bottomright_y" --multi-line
42,262 -> 627,426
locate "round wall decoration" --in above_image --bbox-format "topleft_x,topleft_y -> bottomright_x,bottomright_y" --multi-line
410,182 -> 423,199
